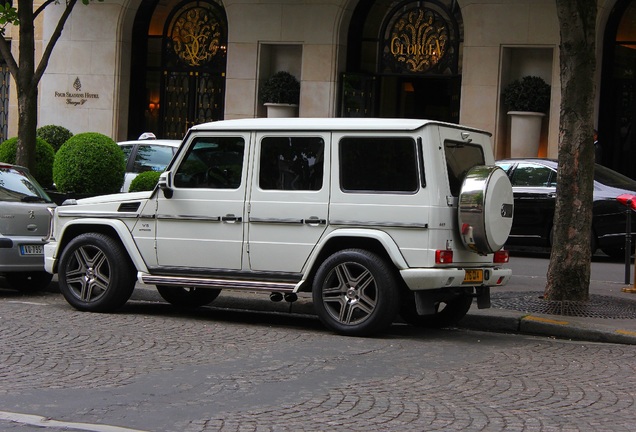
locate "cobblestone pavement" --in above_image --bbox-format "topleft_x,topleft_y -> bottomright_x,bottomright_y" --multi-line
1,289 -> 636,431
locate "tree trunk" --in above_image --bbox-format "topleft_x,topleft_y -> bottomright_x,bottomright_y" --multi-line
14,0 -> 37,171
545,0 -> 597,301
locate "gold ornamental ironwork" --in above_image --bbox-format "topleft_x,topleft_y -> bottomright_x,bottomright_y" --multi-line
171,7 -> 222,67
389,8 -> 448,73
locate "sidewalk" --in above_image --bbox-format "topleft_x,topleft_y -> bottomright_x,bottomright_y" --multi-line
459,273 -> 636,345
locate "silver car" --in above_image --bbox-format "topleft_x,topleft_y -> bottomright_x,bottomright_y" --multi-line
0,163 -> 55,291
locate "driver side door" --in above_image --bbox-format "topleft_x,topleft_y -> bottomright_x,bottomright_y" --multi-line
154,133 -> 249,271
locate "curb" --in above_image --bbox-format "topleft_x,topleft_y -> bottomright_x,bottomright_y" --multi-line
460,310 -> 636,345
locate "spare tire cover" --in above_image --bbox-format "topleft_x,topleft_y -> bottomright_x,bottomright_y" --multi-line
458,165 -> 514,254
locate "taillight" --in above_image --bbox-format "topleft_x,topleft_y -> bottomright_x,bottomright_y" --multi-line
435,250 -> 453,264
493,250 -> 509,264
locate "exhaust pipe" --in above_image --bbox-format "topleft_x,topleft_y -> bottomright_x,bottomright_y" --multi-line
269,292 -> 284,302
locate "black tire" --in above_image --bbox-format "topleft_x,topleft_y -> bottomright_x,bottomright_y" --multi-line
58,233 -> 136,312
156,286 -> 221,308
5,271 -> 53,292
399,292 -> 473,329
312,249 -> 399,336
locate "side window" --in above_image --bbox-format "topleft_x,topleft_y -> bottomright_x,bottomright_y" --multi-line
133,145 -> 175,174
340,137 -> 418,193
510,163 -> 555,187
174,137 -> 245,189
259,137 -> 324,191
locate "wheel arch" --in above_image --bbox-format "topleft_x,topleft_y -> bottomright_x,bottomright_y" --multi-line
298,229 -> 408,292
53,219 -> 148,274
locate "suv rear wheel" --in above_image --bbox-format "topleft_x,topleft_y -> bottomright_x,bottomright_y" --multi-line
58,233 -> 136,312
312,249 -> 399,336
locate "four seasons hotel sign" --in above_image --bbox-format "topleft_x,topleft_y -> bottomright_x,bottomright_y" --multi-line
54,77 -> 100,106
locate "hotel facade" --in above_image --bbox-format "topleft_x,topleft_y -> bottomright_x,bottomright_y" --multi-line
1,0 -> 635,178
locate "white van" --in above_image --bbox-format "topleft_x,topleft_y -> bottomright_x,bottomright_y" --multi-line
44,118 -> 513,336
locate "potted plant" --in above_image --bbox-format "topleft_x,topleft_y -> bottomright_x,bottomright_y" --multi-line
260,71 -> 300,117
502,75 -> 551,157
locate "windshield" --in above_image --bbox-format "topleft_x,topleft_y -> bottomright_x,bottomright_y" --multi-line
0,166 -> 53,203
594,164 -> 636,190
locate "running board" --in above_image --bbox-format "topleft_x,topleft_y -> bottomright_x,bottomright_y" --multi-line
140,273 -> 298,293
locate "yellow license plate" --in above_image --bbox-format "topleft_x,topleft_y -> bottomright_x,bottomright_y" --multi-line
463,269 -> 483,284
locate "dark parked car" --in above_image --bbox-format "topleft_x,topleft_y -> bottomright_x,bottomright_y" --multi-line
0,163 -> 55,291
496,158 -> 636,259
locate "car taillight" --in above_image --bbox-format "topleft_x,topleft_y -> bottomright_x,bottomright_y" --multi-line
435,250 -> 453,264
493,250 -> 509,263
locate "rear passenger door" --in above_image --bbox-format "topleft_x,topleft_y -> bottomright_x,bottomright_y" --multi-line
247,133 -> 329,273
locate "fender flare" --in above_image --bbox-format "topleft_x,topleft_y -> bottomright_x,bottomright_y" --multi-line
301,228 -> 409,281
55,218 -> 149,274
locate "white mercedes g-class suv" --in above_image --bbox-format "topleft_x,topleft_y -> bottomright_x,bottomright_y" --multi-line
44,118 -> 513,336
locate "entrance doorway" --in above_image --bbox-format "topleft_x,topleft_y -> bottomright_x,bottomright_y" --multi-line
379,76 -> 460,122
128,0 -> 227,140
599,0 -> 636,179
342,1 -> 462,122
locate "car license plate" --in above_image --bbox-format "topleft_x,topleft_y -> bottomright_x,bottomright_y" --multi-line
20,244 -> 44,255
463,269 -> 483,284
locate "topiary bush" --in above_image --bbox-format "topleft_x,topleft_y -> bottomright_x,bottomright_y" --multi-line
260,71 -> 300,104
0,137 -> 55,188
53,132 -> 125,194
129,170 -> 161,192
502,75 -> 551,114
36,125 -> 73,152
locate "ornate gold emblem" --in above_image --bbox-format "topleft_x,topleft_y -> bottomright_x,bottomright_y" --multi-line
389,8 -> 448,73
171,7 -> 221,67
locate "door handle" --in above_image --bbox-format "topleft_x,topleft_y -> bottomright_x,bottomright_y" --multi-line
222,214 -> 242,223
303,217 -> 326,226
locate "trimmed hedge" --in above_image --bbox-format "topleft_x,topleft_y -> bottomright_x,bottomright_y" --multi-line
53,132 -> 125,194
0,137 -> 55,188
129,170 -> 161,192
36,125 -> 73,152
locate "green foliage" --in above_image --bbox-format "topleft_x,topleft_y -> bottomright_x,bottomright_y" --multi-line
53,132 -> 125,194
0,3 -> 19,35
260,71 -> 300,104
502,76 -> 551,113
37,125 -> 73,152
0,137 -> 55,187
129,171 -> 161,192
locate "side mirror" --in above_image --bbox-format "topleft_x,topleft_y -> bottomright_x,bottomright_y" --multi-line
158,171 -> 174,199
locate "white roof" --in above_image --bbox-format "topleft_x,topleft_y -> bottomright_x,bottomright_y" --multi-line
190,117 -> 456,132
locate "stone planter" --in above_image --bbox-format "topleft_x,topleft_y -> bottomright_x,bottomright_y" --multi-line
508,111 -> 545,158
265,103 -> 298,118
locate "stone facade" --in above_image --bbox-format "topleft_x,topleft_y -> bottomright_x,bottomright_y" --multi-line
0,0 -> 622,161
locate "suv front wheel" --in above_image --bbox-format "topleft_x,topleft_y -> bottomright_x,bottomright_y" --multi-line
58,233 -> 136,312
312,249 -> 399,336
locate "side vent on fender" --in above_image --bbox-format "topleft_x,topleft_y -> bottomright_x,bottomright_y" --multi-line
118,202 -> 141,212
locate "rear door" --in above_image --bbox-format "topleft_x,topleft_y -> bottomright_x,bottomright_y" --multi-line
247,132 -> 329,272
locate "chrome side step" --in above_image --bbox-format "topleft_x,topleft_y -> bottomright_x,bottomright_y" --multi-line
140,273 -> 298,293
